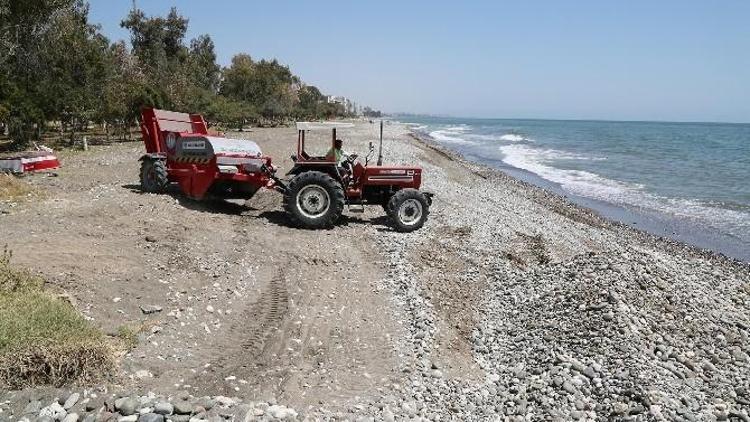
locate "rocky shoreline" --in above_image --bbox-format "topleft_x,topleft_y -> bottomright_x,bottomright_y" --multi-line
3,390 -> 297,422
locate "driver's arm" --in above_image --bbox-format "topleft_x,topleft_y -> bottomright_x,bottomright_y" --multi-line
325,147 -> 337,161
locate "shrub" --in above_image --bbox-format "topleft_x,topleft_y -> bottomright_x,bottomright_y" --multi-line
0,247 -> 114,388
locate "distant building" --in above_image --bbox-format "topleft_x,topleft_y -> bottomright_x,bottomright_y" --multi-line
327,96 -> 358,115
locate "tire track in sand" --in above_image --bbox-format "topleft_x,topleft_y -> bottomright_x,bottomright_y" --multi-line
195,267 -> 290,394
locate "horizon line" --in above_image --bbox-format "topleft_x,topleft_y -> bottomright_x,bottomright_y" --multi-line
387,113 -> 750,126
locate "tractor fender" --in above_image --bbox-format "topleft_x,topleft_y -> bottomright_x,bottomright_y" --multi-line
286,164 -> 341,181
139,152 -> 167,161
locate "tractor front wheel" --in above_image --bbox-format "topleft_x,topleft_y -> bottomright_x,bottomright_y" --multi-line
386,188 -> 430,232
284,171 -> 345,229
140,159 -> 168,193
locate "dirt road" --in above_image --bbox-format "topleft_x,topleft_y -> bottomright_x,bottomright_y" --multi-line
0,125 -> 417,412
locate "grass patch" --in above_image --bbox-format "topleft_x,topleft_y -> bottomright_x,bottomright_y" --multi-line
0,174 -> 39,201
116,324 -> 140,350
0,247 -> 114,388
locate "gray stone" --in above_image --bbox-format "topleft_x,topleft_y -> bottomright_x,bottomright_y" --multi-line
562,381 -> 577,394
383,407 -> 396,422
62,414 -> 79,422
172,401 -> 193,415
95,411 -> 115,422
39,402 -> 67,420
613,402 -> 629,415
85,399 -> 102,412
140,305 -> 163,314
267,405 -> 297,420
153,402 -> 174,415
400,401 -> 416,416
630,404 -> 645,415
583,366 -> 597,379
138,414 -> 164,422
116,397 -> 139,416
166,416 -> 190,422
82,416 -> 96,422
118,416 -> 138,422
194,398 -> 215,411
64,394 -> 80,410
729,410 -> 750,422
213,396 -> 236,407
36,417 -> 55,422
23,400 -> 42,415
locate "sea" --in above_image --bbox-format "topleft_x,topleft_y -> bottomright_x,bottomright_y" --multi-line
399,116 -> 750,262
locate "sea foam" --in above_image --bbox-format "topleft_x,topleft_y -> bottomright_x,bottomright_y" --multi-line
429,125 -> 476,145
499,144 -> 750,236
498,134 -> 527,142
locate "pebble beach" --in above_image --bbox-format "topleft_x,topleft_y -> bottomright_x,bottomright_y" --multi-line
1,121 -> 749,421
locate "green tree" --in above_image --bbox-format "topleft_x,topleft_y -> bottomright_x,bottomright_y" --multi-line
205,96 -> 257,130
0,0 -> 111,148
39,3 -> 112,143
120,7 -> 188,71
220,54 -> 256,101
188,35 -> 221,92
297,85 -> 324,119
220,55 -> 301,124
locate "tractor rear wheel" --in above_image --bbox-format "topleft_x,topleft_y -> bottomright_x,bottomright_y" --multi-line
386,188 -> 429,232
284,171 -> 345,229
140,159 -> 168,193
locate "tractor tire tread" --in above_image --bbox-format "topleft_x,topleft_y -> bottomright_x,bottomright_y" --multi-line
140,159 -> 168,193
283,171 -> 345,229
387,188 -> 430,232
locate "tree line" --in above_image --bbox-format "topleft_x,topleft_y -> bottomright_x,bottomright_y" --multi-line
0,0 -> 359,150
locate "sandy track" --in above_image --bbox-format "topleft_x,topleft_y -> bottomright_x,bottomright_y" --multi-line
0,127 -> 407,412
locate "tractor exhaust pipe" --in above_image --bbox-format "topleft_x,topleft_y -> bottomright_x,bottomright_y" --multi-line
377,120 -> 384,166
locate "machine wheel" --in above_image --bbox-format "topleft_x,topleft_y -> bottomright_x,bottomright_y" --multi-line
140,159 -> 168,193
284,171 -> 345,229
387,188 -> 429,232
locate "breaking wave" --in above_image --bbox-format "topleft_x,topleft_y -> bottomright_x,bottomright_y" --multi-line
429,125 -> 476,145
499,144 -> 750,236
498,134 -> 527,142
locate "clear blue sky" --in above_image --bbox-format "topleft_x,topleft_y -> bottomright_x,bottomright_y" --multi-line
88,1 -> 750,123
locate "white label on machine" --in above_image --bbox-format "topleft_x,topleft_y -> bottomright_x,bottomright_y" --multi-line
183,140 -> 206,150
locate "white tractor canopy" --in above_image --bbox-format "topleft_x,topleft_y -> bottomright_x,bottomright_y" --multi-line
296,122 -> 355,131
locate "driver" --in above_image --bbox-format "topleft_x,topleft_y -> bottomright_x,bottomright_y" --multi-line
326,138 -> 348,164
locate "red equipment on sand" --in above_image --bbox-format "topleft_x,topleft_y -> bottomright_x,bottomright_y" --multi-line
0,150 -> 60,174
138,107 -> 432,232
139,108 -> 278,200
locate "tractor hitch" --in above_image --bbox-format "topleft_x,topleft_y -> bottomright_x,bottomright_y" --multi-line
263,164 -> 288,193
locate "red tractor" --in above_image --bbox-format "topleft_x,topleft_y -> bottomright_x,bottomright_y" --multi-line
138,108 -> 432,232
